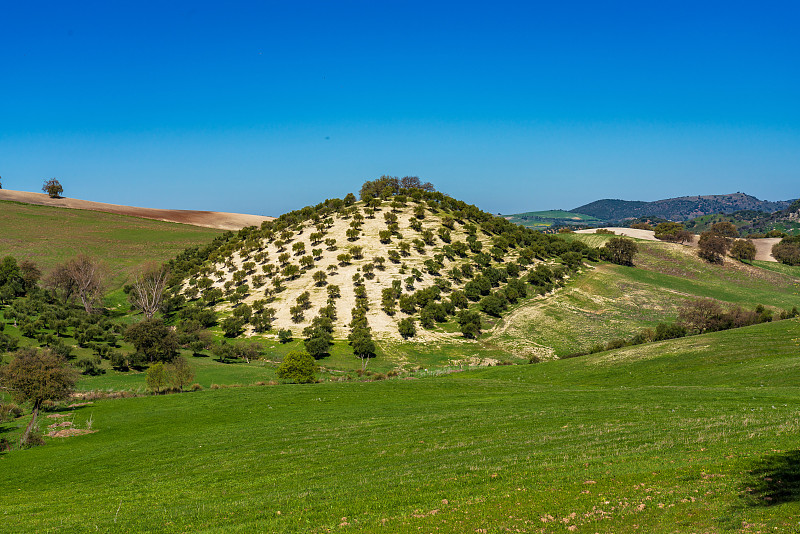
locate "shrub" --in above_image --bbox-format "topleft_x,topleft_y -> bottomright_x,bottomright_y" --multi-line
601,237 -> 638,266
0,402 -> 23,422
221,317 -> 245,337
146,362 -> 168,394
479,293 -> 506,317
653,322 -> 687,341
457,310 -> 482,339
277,351 -> 317,383
304,336 -> 330,359
730,239 -> 756,262
76,356 -> 105,376
124,318 -> 179,362
772,236 -> 800,265
653,222 -> 692,243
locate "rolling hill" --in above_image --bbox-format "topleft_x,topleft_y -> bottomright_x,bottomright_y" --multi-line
0,198 -> 224,288
487,232 -> 799,358
0,189 -> 273,230
176,187 -> 588,346
573,192 -> 792,224
3,182 -> 800,533
501,209 -> 601,229
684,199 -> 800,236
3,319 -> 799,532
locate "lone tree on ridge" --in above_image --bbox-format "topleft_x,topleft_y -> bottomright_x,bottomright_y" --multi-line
42,178 -> 63,198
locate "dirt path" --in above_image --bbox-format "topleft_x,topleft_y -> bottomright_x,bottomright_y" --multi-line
577,227 -> 778,262
0,189 -> 273,230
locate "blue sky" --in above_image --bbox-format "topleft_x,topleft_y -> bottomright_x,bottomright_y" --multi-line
1,1 -> 798,216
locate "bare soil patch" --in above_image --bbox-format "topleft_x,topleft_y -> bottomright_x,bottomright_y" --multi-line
47,428 -> 97,438
0,189 -> 272,230
577,227 -> 779,262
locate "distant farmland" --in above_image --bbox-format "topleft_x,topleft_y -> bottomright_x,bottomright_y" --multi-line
503,209 -> 601,229
0,199 -> 223,287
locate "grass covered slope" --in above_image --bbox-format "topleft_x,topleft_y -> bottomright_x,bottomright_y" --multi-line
502,209 -> 601,229
0,199 -> 222,287
2,319 -> 799,533
488,235 -> 800,358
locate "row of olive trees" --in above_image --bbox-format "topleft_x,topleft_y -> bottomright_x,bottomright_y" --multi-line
653,221 -> 758,264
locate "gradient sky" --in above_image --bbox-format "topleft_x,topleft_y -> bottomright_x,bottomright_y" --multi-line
2,1 -> 798,216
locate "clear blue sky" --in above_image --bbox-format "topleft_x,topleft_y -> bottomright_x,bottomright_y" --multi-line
2,1 -> 798,216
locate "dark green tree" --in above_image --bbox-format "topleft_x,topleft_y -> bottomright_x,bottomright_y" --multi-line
124,318 -> 179,362
602,237 -> 638,266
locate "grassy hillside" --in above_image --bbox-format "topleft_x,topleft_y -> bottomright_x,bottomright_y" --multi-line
2,319 -> 799,533
0,199 -> 223,287
488,235 -> 800,357
502,209 -> 601,229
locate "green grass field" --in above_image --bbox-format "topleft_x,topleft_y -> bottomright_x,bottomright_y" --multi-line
503,210 -> 602,229
0,200 -> 222,287
488,237 -> 800,357
2,319 -> 799,533
752,259 -> 800,279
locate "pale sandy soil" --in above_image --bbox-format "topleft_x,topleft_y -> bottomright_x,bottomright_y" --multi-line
751,238 -> 781,262
577,227 -> 779,262
0,189 -> 272,230
576,227 -> 660,240
195,203 -> 518,341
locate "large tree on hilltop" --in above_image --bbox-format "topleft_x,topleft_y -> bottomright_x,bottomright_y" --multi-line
41,178 -> 63,198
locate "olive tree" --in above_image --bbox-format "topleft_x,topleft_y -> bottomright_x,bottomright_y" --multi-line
602,237 -> 638,266
276,351 -> 317,383
0,348 -> 78,446
729,239 -> 756,262
124,318 -> 179,362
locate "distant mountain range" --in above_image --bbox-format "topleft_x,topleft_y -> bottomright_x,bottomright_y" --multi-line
572,193 -> 793,223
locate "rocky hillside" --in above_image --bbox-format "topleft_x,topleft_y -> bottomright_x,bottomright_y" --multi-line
574,193 -> 792,224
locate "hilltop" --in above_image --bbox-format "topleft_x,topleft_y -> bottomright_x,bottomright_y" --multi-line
174,180 -> 591,346
166,180 -> 798,369
573,192 -> 792,224
0,189 -> 272,230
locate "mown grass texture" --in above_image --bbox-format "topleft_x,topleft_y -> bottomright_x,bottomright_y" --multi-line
0,200 -> 222,287
2,319 -> 800,533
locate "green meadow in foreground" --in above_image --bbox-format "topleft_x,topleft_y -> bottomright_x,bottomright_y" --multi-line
0,200 -> 222,287
2,319 -> 800,533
